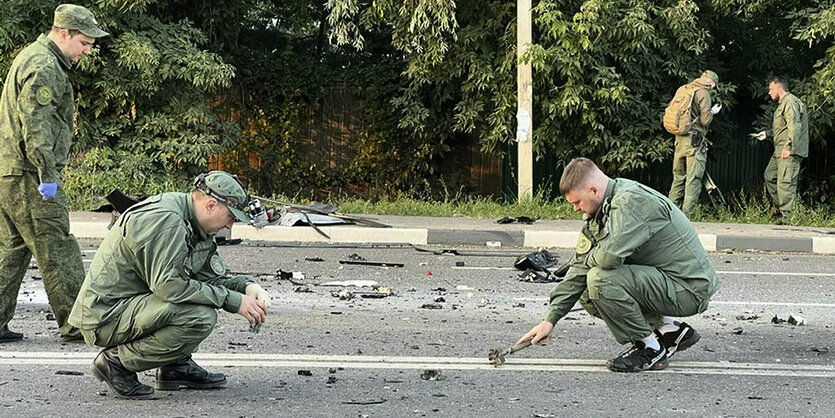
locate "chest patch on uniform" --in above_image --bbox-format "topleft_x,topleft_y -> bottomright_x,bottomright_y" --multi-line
36,86 -> 53,106
209,255 -> 227,276
576,234 -> 592,255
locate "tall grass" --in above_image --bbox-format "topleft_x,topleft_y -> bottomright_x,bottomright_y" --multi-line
335,189 -> 834,227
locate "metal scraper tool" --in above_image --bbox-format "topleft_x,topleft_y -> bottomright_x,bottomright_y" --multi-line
488,339 -> 533,367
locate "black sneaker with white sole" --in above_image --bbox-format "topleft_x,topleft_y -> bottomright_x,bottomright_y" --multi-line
606,341 -> 668,373
655,321 -> 701,357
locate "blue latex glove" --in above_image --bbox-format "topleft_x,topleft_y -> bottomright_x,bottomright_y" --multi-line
38,183 -> 57,199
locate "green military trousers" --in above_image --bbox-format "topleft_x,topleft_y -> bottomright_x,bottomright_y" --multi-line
764,155 -> 802,218
81,294 -> 217,372
668,136 -> 706,217
0,171 -> 83,337
578,265 -> 712,344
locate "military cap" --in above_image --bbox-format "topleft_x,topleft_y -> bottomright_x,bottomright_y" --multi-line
701,70 -> 719,85
199,171 -> 251,222
53,4 -> 108,38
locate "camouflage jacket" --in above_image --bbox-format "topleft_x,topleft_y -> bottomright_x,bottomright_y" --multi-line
0,34 -> 74,183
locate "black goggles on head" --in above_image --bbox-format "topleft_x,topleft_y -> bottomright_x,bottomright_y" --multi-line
193,172 -> 249,210
193,172 -> 268,228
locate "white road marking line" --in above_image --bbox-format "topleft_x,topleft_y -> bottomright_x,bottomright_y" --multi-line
510,297 -> 835,308
1,352 -> 832,378
716,270 -> 835,277
452,266 -> 516,270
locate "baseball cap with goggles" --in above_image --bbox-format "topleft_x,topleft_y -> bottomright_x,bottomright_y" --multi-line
194,171 -> 267,228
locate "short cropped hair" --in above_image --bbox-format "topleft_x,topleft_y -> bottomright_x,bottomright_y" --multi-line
51,26 -> 80,37
770,77 -> 790,92
559,157 -> 599,195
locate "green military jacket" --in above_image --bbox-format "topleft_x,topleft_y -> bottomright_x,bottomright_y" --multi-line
69,193 -> 250,330
0,34 -> 74,183
544,179 -> 719,325
768,93 -> 809,158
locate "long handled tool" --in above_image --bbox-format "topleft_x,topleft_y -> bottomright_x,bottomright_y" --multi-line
488,339 -> 534,367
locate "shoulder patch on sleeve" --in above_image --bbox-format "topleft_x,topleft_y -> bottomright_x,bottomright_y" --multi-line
576,233 -> 592,255
36,86 -> 53,106
210,255 -> 227,276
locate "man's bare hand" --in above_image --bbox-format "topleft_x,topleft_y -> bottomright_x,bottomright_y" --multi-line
517,320 -> 554,346
238,294 -> 267,325
781,148 -> 791,159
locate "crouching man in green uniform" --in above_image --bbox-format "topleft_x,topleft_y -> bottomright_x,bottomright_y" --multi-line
69,171 -> 272,399
517,158 -> 718,372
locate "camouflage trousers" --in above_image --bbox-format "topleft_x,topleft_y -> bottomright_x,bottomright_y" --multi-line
668,135 -> 706,217
80,295 -> 217,372
578,265 -> 715,344
764,155 -> 802,218
0,171 -> 84,337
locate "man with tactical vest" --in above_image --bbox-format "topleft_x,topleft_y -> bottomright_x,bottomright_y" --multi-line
517,158 -> 719,372
665,70 -> 722,217
69,171 -> 272,399
0,4 -> 108,343
753,77 -> 809,224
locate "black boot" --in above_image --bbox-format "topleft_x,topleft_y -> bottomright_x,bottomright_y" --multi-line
0,326 -> 23,343
91,347 -> 154,399
154,356 -> 226,390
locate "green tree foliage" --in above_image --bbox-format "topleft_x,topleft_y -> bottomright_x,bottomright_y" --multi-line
3,0 -> 835,207
327,0 -> 835,204
1,0 -> 239,207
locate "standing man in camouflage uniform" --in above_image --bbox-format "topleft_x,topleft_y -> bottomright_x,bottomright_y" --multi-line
0,4 -> 108,342
754,77 -> 809,224
69,171 -> 272,399
668,70 -> 722,217
517,158 -> 718,372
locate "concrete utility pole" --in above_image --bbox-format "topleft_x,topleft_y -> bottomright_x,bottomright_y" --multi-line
516,0 -> 533,200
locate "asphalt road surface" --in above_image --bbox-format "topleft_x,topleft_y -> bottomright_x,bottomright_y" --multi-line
2,239 -> 834,417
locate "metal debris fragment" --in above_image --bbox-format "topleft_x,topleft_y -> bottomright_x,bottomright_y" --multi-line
788,314 -> 806,326
342,399 -> 387,405
55,370 -> 84,376
420,370 -> 443,381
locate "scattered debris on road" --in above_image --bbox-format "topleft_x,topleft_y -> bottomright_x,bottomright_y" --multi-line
732,327 -> 744,334
772,313 -> 806,326
339,259 -> 405,268
811,347 -> 829,355
342,399 -> 387,405
788,313 -> 806,326
736,314 -> 760,321
421,303 -> 443,310
55,370 -> 84,376
420,370 -> 443,381
297,370 -> 313,376
322,280 -> 378,288
305,256 -> 324,262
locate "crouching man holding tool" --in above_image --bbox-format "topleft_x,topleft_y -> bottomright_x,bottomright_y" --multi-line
516,158 -> 718,372
69,171 -> 271,398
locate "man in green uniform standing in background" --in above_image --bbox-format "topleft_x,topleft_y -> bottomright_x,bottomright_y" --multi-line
754,77 -> 809,224
69,171 -> 272,399
0,4 -> 108,342
667,70 -> 722,217
518,158 -> 719,372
